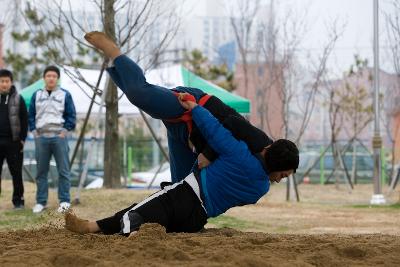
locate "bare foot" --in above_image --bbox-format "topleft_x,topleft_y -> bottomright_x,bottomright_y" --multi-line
65,211 -> 93,234
84,31 -> 121,60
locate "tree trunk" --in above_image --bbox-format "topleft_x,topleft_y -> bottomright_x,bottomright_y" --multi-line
103,0 -> 121,188
351,141 -> 357,185
333,142 -> 340,189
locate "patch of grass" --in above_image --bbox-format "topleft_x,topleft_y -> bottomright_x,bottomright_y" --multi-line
0,209 -> 54,231
349,203 -> 400,210
274,226 -> 290,233
208,215 -> 264,230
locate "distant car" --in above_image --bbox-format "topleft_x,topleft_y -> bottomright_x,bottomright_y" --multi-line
85,163 -> 172,189
3,159 -> 100,188
128,162 -> 171,189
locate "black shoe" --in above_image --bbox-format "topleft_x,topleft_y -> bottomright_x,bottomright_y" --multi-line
13,204 -> 25,210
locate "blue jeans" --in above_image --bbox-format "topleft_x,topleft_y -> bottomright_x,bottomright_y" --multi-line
107,55 -> 206,182
35,136 -> 71,205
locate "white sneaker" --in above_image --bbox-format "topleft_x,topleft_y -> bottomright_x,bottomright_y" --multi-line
32,203 -> 46,213
57,202 -> 71,213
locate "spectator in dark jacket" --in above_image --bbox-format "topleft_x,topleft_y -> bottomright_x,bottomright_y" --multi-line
0,69 -> 28,209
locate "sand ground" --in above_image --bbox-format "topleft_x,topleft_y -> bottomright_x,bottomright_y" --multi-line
0,180 -> 399,266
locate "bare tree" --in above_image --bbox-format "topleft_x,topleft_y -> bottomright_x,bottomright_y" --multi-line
314,59 -> 373,190
386,1 -> 400,75
340,56 -> 374,184
228,0 -> 261,98
252,0 -> 285,136
23,0 -> 182,188
298,58 -> 377,190
381,79 -> 400,181
381,80 -> 400,185
0,1 -> 21,33
251,2 -> 344,200
385,0 -> 400,198
228,0 -> 344,200
326,82 -> 345,189
289,22 -> 343,144
0,0 -> 25,71
102,0 -> 119,188
0,0 -> 17,55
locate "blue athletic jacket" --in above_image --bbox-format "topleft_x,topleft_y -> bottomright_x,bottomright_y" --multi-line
192,105 -> 270,218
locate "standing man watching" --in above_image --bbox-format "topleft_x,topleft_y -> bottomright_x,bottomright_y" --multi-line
29,66 -> 76,213
0,69 -> 28,209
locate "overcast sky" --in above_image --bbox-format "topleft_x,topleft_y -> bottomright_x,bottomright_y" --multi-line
292,0 -> 394,76
8,0 -> 397,77
183,0 -> 395,76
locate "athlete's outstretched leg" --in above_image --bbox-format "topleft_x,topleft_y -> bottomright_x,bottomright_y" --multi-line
65,203 -> 138,235
85,31 -> 199,180
85,31 -> 184,119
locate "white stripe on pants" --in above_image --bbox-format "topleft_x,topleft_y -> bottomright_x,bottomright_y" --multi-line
121,173 -> 204,234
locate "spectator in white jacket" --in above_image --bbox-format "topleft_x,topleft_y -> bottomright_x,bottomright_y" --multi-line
28,66 -> 76,213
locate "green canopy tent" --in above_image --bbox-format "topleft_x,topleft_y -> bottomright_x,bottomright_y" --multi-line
181,66 -> 250,113
20,79 -> 45,108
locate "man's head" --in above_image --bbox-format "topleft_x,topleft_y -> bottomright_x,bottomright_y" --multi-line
263,139 -> 299,183
43,65 -> 60,90
0,69 -> 13,94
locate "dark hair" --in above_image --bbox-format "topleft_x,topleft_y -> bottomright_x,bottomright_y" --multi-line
43,65 -> 60,78
0,69 -> 13,81
264,139 -> 299,173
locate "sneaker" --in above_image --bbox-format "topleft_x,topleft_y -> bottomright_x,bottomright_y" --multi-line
32,203 -> 47,213
57,202 -> 71,213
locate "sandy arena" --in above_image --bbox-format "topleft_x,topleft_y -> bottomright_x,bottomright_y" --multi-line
0,225 -> 399,266
0,180 -> 399,266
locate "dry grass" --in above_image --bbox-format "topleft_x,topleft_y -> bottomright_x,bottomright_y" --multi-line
0,179 -> 399,234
